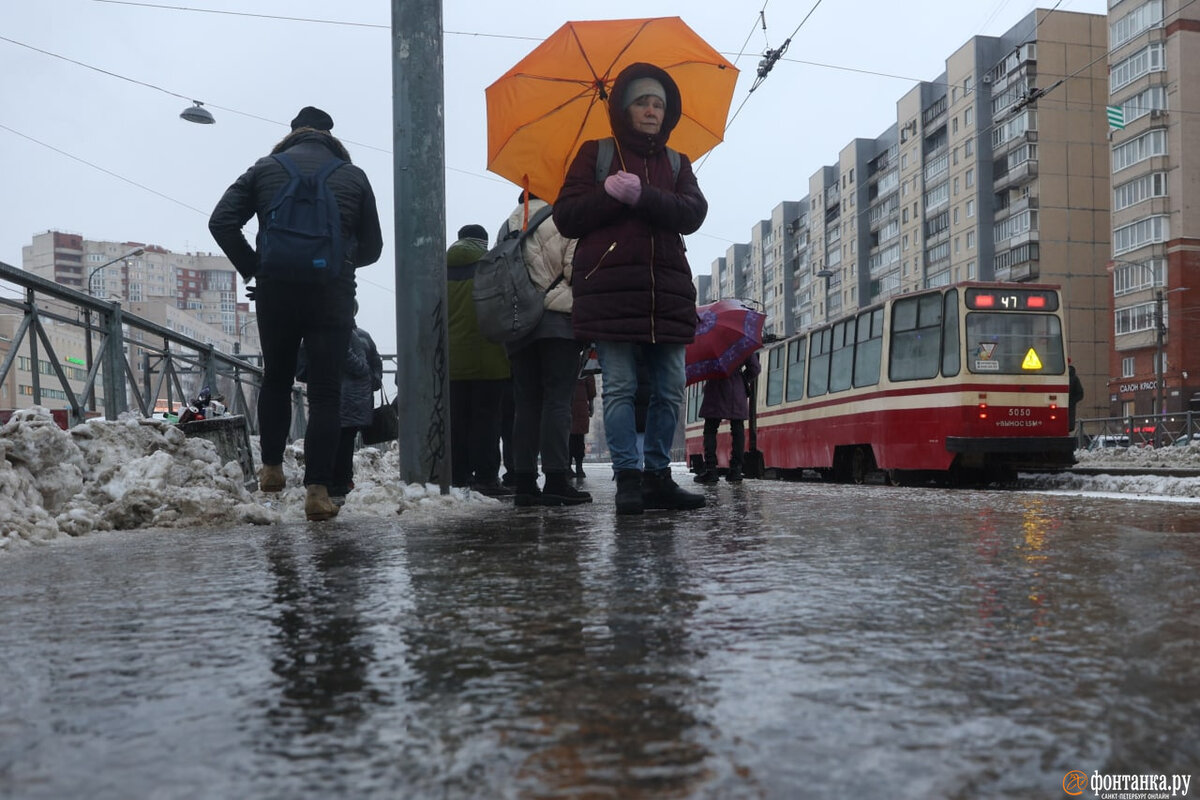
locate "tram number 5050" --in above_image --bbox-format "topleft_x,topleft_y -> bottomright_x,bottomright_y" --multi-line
1008,407 -> 1032,417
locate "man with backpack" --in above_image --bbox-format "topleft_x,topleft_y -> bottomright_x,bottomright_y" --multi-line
209,105 -> 383,521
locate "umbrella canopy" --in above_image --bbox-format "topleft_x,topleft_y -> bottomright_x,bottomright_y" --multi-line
485,17 -> 739,202
685,299 -> 766,386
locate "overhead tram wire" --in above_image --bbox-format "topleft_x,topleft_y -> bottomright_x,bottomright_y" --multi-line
696,0 -> 825,172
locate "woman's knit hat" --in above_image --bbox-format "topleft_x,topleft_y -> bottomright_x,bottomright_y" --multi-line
622,77 -> 667,110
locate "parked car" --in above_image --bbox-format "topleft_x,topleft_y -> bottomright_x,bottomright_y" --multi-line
1087,434 -> 1131,450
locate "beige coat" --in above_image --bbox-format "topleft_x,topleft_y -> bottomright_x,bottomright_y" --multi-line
503,199 -> 577,314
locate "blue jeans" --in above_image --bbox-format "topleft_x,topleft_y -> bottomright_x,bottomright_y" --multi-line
594,342 -> 686,473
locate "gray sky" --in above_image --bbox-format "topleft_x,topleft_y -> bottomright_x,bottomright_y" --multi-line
1,0 -> 1108,353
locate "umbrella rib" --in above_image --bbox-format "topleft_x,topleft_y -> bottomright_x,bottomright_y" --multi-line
567,23 -> 609,101
597,19 -> 655,84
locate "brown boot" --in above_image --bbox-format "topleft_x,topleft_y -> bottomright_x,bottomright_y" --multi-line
258,463 -> 285,493
305,484 -> 339,521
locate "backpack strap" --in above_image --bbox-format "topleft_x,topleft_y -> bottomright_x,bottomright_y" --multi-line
271,152 -> 345,181
519,204 -> 555,237
593,137 -> 680,186
595,138 -> 616,184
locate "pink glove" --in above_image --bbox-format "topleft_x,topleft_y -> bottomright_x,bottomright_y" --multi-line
603,170 -> 642,205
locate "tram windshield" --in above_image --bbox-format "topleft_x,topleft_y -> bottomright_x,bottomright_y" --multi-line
965,312 -> 1065,374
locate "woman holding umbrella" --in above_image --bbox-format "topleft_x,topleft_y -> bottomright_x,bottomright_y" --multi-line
553,62 -> 708,516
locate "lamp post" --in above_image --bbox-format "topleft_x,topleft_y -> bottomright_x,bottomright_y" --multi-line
84,248 -> 143,413
1107,256 -> 1188,442
87,247 -> 143,299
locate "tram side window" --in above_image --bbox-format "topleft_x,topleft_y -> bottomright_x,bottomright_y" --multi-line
829,319 -> 856,392
889,293 -> 943,381
942,289 -> 960,376
808,328 -> 831,397
786,337 -> 806,402
853,308 -> 883,387
765,345 -> 786,406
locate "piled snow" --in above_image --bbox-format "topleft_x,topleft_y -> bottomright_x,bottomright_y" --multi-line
0,407 -> 493,552
5,406 -> 1200,552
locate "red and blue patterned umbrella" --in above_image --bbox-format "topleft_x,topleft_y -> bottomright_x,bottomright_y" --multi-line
685,299 -> 765,386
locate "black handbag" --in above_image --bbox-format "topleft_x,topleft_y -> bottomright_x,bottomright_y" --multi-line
361,386 -> 399,445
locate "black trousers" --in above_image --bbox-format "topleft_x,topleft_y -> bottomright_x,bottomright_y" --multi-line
569,433 -> 586,463
703,417 -> 745,468
450,379 -> 505,487
255,279 -> 353,487
332,427 -> 360,492
509,338 -> 583,475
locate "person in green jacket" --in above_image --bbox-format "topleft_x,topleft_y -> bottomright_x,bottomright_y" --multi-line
447,225 -> 513,496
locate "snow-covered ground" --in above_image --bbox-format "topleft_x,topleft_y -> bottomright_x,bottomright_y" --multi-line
3,406 -> 1199,552
0,407 -> 491,552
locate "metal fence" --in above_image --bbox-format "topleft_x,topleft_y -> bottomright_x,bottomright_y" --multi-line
1075,412 -> 1200,451
0,259 -> 266,431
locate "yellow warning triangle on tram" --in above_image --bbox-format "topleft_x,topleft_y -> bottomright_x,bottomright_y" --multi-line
1022,348 -> 1043,370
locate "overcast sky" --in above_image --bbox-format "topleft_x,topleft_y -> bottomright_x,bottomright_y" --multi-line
1,0 -> 1109,353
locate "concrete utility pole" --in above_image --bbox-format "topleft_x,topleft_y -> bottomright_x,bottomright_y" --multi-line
392,0 -> 450,491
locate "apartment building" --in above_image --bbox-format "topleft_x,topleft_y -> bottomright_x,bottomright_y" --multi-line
21,230 -> 255,352
1106,0 -> 1200,418
3,231 -> 257,412
709,9 -> 1113,420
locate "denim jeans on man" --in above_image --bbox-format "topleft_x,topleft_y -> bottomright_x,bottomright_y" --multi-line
594,341 -> 686,472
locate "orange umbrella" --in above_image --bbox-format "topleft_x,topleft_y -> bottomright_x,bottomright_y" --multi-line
485,17 -> 739,202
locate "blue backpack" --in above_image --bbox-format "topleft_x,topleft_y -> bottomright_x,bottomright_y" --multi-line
255,153 -> 346,282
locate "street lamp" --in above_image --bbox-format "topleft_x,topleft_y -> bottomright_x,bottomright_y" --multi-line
180,101 -> 215,124
87,247 -> 144,298
1108,256 -> 1188,440
84,247 -> 143,413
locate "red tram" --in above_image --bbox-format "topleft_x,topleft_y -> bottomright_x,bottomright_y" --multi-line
685,282 -> 1076,484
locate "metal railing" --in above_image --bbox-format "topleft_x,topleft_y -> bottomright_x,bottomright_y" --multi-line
0,259 -> 266,432
1075,412 -> 1200,451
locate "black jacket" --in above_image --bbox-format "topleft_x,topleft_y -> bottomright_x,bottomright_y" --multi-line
208,130 -> 383,283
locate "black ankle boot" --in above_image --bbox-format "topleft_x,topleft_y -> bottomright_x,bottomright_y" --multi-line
643,468 -> 706,511
726,464 -> 743,483
693,459 -> 719,484
614,469 -> 644,515
513,472 -> 541,507
541,472 -> 592,506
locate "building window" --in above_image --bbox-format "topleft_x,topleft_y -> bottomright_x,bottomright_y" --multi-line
1110,42 -> 1165,93
965,107 -> 974,126
965,139 -> 973,156
967,260 -> 976,279
1115,302 -> 1157,336
966,168 -> 975,187
1112,214 -> 1169,255
1113,171 -> 1167,211
967,199 -> 975,218
1110,0 -> 1164,50
967,231 -> 975,249
1122,356 -> 1135,378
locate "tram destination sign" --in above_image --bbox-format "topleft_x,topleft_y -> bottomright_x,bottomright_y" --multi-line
965,287 -> 1059,311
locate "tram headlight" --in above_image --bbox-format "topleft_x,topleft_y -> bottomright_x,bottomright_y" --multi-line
978,402 -> 988,420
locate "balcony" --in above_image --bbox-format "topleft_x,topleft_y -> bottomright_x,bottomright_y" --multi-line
994,158 -> 1038,190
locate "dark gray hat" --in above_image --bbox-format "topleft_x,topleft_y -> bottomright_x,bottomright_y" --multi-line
290,106 -> 333,131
